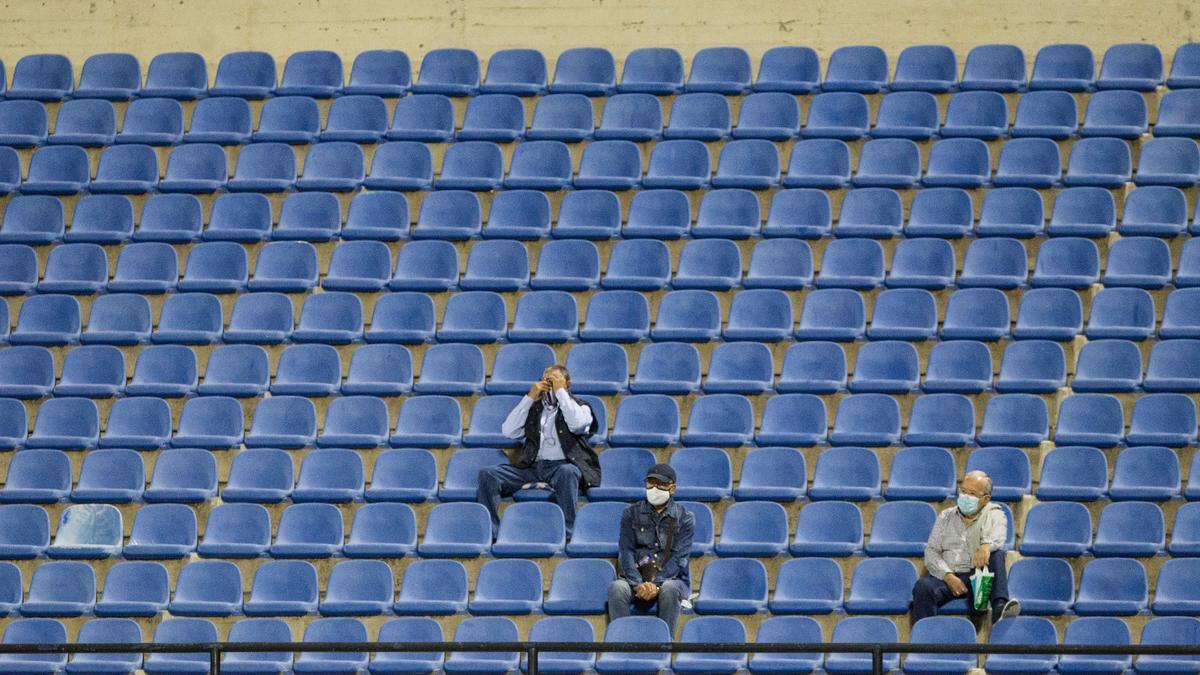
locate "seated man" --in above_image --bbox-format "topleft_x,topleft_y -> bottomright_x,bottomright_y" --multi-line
477,364 -> 600,538
912,469 -> 1020,625
608,464 -> 695,638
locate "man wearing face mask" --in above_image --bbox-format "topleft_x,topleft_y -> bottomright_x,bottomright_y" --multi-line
479,365 -> 600,539
607,464 -> 695,638
912,470 -> 1020,625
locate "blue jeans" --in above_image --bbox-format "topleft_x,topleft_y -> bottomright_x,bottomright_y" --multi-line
476,460 -> 581,537
911,549 -> 1011,622
608,578 -> 689,638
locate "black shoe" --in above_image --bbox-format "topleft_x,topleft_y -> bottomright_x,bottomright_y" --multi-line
991,599 -> 1020,625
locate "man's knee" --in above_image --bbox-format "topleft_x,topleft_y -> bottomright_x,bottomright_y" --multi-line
658,581 -> 685,603
552,463 -> 582,488
608,580 -> 632,602
477,467 -> 501,491
913,575 -> 939,600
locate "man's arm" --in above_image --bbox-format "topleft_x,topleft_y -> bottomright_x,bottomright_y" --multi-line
501,396 -> 535,439
616,508 -> 641,585
656,511 -> 694,584
923,513 -> 953,580
981,508 -> 1007,550
555,389 -> 593,433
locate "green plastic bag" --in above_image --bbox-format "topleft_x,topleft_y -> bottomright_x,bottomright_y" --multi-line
970,567 -> 994,611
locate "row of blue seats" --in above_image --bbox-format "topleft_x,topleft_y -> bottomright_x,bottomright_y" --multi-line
4,614 -> 1198,675
6,189 -> 1200,250
8,235 -> 1200,301
0,44 -> 1196,103
0,135 -> 1193,198
3,554 -> 1200,621
7,88 -> 1200,149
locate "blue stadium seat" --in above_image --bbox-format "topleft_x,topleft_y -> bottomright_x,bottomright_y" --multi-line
864,501 -> 936,557
885,445 -> 956,500
183,97 -> 251,144
38,242 -> 108,294
418,502 -> 492,558
94,557 -> 169,614
1086,288 -> 1156,341
550,47 -> 615,96
594,94 -> 661,143
1127,394 -> 1198,447
1010,90 -> 1078,140
323,241 -> 391,292
1082,90 -> 1148,138
887,238 -> 954,289
221,618 -> 293,674
803,93 -> 870,139
692,558 -> 768,614
436,141 -> 504,191
1145,340 -> 1200,392
1162,288 -> 1200,338
1075,558 -> 1148,616
437,290 -> 509,343
1020,501 -> 1094,556
0,244 -> 36,294
965,445 -> 1033,501
1049,187 -> 1117,238
816,238 -> 884,289
118,98 -> 184,146
293,618 -> 370,674
722,289 -> 792,342
680,502 -> 715,556
663,93 -> 730,140
22,144 -> 90,194
837,187 -> 904,238
1094,501 -> 1164,557
293,449 -> 365,502
562,502 -> 624,557
1073,339 -> 1143,392
693,187 -> 762,237
767,558 -> 843,616
270,503 -> 344,558
1098,43 -> 1163,90
126,345 -> 197,397
993,138 -> 1063,191
795,288 -> 866,341
101,396 -> 172,450
26,396 -> 99,450
364,294 -> 433,346
321,95 -> 389,142
528,93 -> 593,141
411,49 -> 480,96
686,46 -> 752,94
8,54 -> 72,101
1013,288 -> 1083,340
196,345 -> 268,397
608,394 -> 679,447
0,147 -> 19,195
20,560 -> 94,616
520,616 -> 596,674
1154,89 -> 1200,136
571,141 -> 640,193
345,49 -> 409,96
844,557 -> 917,614
1135,617 -> 1200,673
1037,445 -> 1109,502
386,94 -> 455,143
9,293 -> 80,345
412,189 -> 482,240
244,395 -> 317,448
673,616 -> 747,674
486,343 -> 555,395
0,618 -> 67,671
531,240 -> 599,291
90,145 -> 158,195
891,44 -> 956,92
996,340 -> 1067,393
243,560 -> 318,616
941,91 -> 1008,139
563,343 -> 626,395
602,239 -> 670,290
1105,236 -> 1172,288
53,345 -> 125,397
783,140 -> 852,189
198,503 -> 274,556
388,242 -> 458,293
754,46 -> 820,93
144,449 -> 217,503
1008,558 -> 1075,616
461,396 -> 521,447
442,617 -> 520,675
1136,138 -> 1200,186
872,91 -> 939,139
972,189 -> 1042,241
850,341 -> 920,393
0,504 -> 47,557
671,445 -> 734,499
108,242 -> 177,293
869,288 -> 937,340
62,198 -> 129,247
0,450 -> 70,504
200,193 -> 270,244
141,51 -> 206,99
469,558 -> 545,614
142,617 -> 221,672
731,447 -> 806,502
673,239 -> 741,290
1119,186 -> 1188,237
904,617 -> 979,675
588,448 -> 656,502
460,239 -> 530,291
743,239 -> 813,289
831,394 -> 900,446
1030,43 -> 1095,91
824,45 -> 887,92
775,342 -> 846,394
986,617 -> 1063,674
1055,394 -> 1125,447
748,617 -> 824,674
0,347 -> 52,399
457,94 -> 525,142
1154,559 -> 1200,615
505,142 -> 572,190
365,141 -> 433,191
74,295 -> 146,343
67,617 -> 144,673
923,138 -> 990,188
223,292 -> 295,344
210,50 -> 276,98
580,290 -> 649,342
825,617 -> 900,674
733,92 -> 800,140
642,138 -> 710,189
0,100 -> 47,146
1064,137 -> 1132,187
390,395 -> 462,448
159,143 -> 227,193
977,394 -> 1050,449
296,141 -> 364,191
277,49 -> 342,97
854,138 -> 920,188
123,504 -> 197,559
1170,44 -> 1200,88
345,502 -> 419,556
1058,617 -> 1131,675
616,47 -> 683,94
228,143 -> 295,193
370,618 -> 443,674
754,393 -> 827,447
904,394 -> 975,446
319,559 -> 393,616
810,447 -> 881,501
651,290 -> 721,342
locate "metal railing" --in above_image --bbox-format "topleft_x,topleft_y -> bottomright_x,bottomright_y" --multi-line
1,640 -> 1198,674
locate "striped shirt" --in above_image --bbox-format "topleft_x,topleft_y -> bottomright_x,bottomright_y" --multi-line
923,505 -> 1007,578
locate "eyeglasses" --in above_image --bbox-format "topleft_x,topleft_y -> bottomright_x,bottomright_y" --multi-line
645,481 -> 674,489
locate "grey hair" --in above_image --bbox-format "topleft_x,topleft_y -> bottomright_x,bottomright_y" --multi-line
964,470 -> 993,496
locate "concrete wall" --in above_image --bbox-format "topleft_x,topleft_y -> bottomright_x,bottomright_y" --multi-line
1,0 -> 1196,74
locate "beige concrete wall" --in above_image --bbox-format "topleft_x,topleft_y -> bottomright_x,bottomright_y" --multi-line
0,0 -> 1194,74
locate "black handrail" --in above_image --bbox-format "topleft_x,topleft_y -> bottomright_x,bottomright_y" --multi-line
2,640 -> 1198,675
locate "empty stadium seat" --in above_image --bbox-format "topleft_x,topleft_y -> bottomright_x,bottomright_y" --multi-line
854,138 -> 921,187
850,341 -> 920,393
123,504 -> 197,559
418,502 -> 491,558
796,288 -> 866,341
203,193 -> 272,242
184,97 -> 251,144
277,49 -> 342,97
27,397 -> 99,450
0,450 -> 70,504
844,557 -> 917,613
551,47 -> 616,95
993,138 -> 1062,189
93,561 -> 167,617
924,138 -> 991,188
905,394 -> 976,446
1075,558 -> 1148,616
293,449 -> 364,503
243,560 -> 319,616
388,94 -> 455,142
107,242 -> 177,293
221,618 -> 293,674
673,239 -> 741,290
869,289 -> 937,340
1073,340 -> 1143,392
1153,559 -> 1200,615
1030,43 -> 1095,90
1104,236 -> 1172,289
143,449 -> 217,503
344,502 -> 419,556
197,345 -> 269,397
1082,89 -> 1148,138
228,143 -> 296,193
143,617 -> 220,672
1085,288 -> 1155,341
617,47 -> 684,94
8,53 -> 72,101
1014,288 -> 1084,340
1065,137 -> 1132,187
1053,394 -> 1124,447
904,617 -> 979,675
316,559 -> 393,617
816,239 -> 884,289
865,501 -> 937,557
244,395 -> 318,448
21,560 -> 95,616
0,504 -> 48,558
343,343 -> 415,394
10,294 -> 80,345
804,92 -> 870,139
1145,339 -> 1200,392
1093,501 -> 1164,557
1135,617 -> 1200,673
873,91 -> 939,139
885,445 -> 957,500
462,396 -> 522,446
101,396 -> 172,450
784,140 -> 852,188
211,50 -> 276,98
0,100 -> 48,146
528,93 -> 594,141
652,290 -> 721,341
198,503 -> 273,556
142,51 -> 207,99
1037,445 -> 1109,502
68,617 -> 144,673
1135,138 -> 1200,186
691,557 -> 768,614
270,503 -> 344,558
292,292 -> 363,344
978,393 -> 1048,446
89,148 -> 158,196
126,345 -> 197,397
53,345 -> 125,397
296,141 -> 365,191
38,242 -> 108,294
996,340 -> 1067,393
810,447 -> 881,501
469,558 -> 544,615
118,98 -> 184,146
1154,89 -> 1200,136
671,445 -> 735,498
608,394 -> 679,447
837,187 -> 904,237
293,618 -> 370,674
1020,501 -> 1094,556
825,616 -> 901,674
965,446 -> 1033,500
159,143 -> 228,193
887,238 -> 955,288
1057,617 -> 1131,674
321,95 -> 388,143
0,618 -> 67,672
223,292 -> 295,344
1128,394 -> 1199,447
941,90 -> 1008,139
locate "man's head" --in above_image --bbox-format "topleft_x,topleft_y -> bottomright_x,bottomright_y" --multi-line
958,470 -> 992,517
543,365 -> 570,391
645,463 -> 676,507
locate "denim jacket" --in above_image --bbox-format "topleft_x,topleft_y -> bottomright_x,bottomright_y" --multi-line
617,499 -> 694,588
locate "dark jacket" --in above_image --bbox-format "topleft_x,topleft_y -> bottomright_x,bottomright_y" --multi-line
510,394 -> 602,490
617,499 -> 695,588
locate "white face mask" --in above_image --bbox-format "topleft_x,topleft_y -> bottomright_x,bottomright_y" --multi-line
646,487 -> 671,506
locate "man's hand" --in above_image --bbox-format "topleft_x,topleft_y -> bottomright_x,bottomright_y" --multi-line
972,544 -> 991,569
528,380 -> 550,399
546,370 -> 568,391
944,574 -> 968,597
634,582 -> 660,601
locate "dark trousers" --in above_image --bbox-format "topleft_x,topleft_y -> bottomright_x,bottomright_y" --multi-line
477,459 -> 581,537
911,549 -> 1011,622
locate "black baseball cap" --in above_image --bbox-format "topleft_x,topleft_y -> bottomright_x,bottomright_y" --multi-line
646,463 -> 676,484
